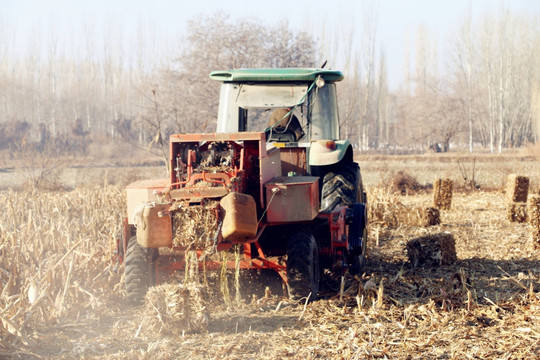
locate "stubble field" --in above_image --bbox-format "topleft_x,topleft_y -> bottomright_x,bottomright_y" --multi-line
1,153 -> 539,359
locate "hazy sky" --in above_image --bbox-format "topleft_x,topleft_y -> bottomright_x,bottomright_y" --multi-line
2,0 -> 539,87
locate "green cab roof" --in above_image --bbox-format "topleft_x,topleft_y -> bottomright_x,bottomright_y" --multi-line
209,68 -> 344,83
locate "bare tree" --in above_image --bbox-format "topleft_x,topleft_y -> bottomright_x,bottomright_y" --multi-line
149,13 -> 316,137
359,2 -> 378,150
451,6 -> 475,152
374,50 -> 389,148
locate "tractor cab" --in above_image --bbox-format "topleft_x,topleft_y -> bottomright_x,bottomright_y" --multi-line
210,69 -> 350,173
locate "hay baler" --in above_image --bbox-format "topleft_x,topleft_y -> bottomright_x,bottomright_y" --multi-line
119,68 -> 367,303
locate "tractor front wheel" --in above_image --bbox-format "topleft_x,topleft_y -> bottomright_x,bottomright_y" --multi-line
286,230 -> 320,301
124,235 -> 157,305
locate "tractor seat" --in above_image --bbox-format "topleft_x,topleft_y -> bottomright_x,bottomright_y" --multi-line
266,128 -> 297,142
266,108 -> 304,143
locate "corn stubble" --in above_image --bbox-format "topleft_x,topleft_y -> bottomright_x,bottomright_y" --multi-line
1,183 -> 539,359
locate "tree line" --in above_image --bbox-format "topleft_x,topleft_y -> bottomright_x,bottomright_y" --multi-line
0,8 -> 538,159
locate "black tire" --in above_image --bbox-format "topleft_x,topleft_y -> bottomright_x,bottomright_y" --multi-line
125,236 -> 157,305
286,230 -> 320,301
321,161 -> 367,274
320,162 -> 362,212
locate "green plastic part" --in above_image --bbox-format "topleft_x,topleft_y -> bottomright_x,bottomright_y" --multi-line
209,68 -> 344,83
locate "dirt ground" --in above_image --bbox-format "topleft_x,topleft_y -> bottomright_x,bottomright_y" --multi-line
1,155 -> 540,359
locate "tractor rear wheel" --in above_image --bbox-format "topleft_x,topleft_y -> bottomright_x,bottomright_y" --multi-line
286,230 -> 320,301
125,235 -> 157,305
320,161 -> 362,212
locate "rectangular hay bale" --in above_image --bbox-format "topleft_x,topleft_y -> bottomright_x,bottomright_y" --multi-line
506,174 -> 529,203
371,203 -> 441,227
406,233 -> 457,267
372,203 -> 440,227
532,228 -> 540,250
397,207 -> 441,226
422,207 -> 441,226
433,178 -> 453,210
528,195 -> 540,228
529,195 -> 540,249
507,202 -> 528,223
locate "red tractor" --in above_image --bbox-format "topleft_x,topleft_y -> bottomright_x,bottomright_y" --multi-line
118,68 -> 367,304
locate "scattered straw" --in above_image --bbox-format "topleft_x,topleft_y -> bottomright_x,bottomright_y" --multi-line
172,201 -> 219,250
144,282 -> 209,334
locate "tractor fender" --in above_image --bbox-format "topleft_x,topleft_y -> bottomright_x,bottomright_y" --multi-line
309,139 -> 353,167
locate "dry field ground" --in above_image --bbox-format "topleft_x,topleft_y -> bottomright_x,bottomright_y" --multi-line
1,153 -> 540,359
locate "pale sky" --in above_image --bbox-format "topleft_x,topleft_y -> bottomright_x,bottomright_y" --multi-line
2,0 -> 539,88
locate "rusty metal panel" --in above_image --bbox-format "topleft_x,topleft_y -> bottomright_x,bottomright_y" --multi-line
265,176 -> 319,223
279,147 -> 307,176
261,148 -> 282,183
259,148 -> 282,207
169,187 -> 228,201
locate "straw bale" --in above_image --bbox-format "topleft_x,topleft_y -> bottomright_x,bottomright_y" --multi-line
531,228 -> 540,249
395,206 -> 441,226
370,202 -> 440,227
145,282 -> 209,334
369,202 -> 401,227
507,202 -> 528,223
172,201 -> 219,250
433,178 -> 453,210
421,207 -> 440,226
529,195 -> 540,249
406,233 -> 457,267
505,174 -> 529,203
528,195 -> 540,228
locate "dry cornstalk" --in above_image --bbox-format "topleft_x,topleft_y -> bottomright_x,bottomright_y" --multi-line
172,201 -> 219,250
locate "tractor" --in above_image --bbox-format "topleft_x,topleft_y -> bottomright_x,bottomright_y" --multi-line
118,68 -> 367,304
